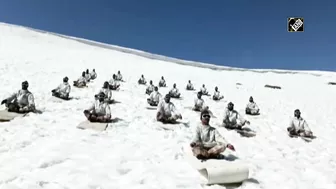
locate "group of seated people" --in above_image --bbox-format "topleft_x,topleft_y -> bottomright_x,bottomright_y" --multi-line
73,69 -> 97,88
0,70 -> 314,151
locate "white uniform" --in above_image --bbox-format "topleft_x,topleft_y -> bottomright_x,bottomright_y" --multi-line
77,76 -> 86,85
87,100 -> 111,118
289,117 -> 311,132
149,91 -> 161,103
109,78 -> 119,87
7,89 -> 35,110
55,82 -> 71,98
200,86 -> 208,94
99,88 -> 113,101
169,88 -> 179,96
85,73 -> 91,82
159,79 -> 166,86
187,83 -> 194,89
157,100 -> 179,118
139,77 -> 146,83
192,123 -> 228,148
246,102 -> 259,114
146,84 -> 155,93
90,71 -> 97,79
213,91 -> 221,99
223,108 -> 246,126
116,73 -> 123,80
194,98 -> 205,109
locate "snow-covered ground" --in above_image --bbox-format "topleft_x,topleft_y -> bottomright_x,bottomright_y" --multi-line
0,22 -> 336,189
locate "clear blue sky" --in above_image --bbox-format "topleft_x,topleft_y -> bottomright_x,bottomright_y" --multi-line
0,0 -> 335,71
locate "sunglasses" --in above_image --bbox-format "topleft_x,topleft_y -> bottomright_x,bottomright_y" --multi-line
202,114 -> 211,119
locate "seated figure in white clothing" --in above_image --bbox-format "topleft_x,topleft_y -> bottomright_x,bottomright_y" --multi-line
222,102 -> 250,129
212,86 -> 224,101
109,74 -> 120,90
115,70 -> 123,81
156,94 -> 182,123
287,109 -> 313,137
85,69 -> 91,83
245,96 -> 260,115
168,83 -> 181,98
186,80 -> 195,90
83,92 -> 112,123
138,74 -> 147,85
52,76 -> 71,100
158,76 -> 166,87
98,81 -> 114,104
146,80 -> 155,95
73,71 -> 87,88
193,92 -> 208,112
1,81 -> 36,113
147,86 -> 161,106
190,110 -> 235,160
90,69 -> 97,80
199,84 -> 209,95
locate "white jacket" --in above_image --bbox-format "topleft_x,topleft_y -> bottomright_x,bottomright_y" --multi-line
157,100 -> 178,117
192,123 -> 228,148
187,83 -> 194,89
194,98 -> 204,109
116,73 -> 123,80
90,71 -> 97,79
149,91 -> 161,102
109,79 -> 119,86
55,82 -> 71,97
200,87 -> 208,94
87,100 -> 111,117
7,89 -> 35,109
77,76 -> 86,84
146,84 -> 154,92
246,102 -> 259,110
139,77 -> 146,83
159,79 -> 166,85
223,108 -> 246,125
213,91 -> 221,98
289,117 -> 311,132
99,88 -> 113,101
169,88 -> 179,95
85,73 -> 91,82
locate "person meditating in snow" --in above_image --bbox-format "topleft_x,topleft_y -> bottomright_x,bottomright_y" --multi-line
83,92 -> 111,123
156,94 -> 182,123
115,70 -> 123,81
1,81 -> 36,113
73,71 -> 87,88
85,69 -> 91,83
245,96 -> 260,115
287,109 -> 313,137
158,76 -> 166,87
186,80 -> 194,90
138,74 -> 147,85
212,86 -> 224,101
90,69 -> 97,80
147,86 -> 161,106
169,83 -> 181,98
51,76 -> 71,100
146,80 -> 155,95
222,102 -> 250,129
200,84 -> 209,95
109,74 -> 120,90
190,110 -> 235,160
193,92 -> 208,112
98,81 -> 114,104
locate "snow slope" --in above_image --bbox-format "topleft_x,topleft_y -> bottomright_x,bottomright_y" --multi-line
0,22 -> 336,189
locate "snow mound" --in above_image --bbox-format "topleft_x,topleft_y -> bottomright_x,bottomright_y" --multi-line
0,22 -> 336,189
